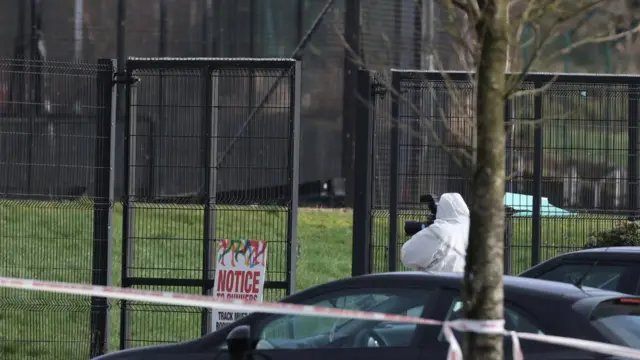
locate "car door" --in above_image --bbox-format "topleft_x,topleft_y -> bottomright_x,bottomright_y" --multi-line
424,291 -> 601,360
528,261 -> 639,294
92,283 -> 440,360
229,286 -> 439,360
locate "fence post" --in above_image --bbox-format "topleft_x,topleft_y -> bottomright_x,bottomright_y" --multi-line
352,70 -> 373,276
504,97 -> 513,275
120,64 -> 137,350
531,80 -> 543,266
201,65 -> 217,335
388,71 -> 401,272
342,0 -> 361,207
90,58 -> 116,357
628,82 -> 640,220
286,61 -> 302,294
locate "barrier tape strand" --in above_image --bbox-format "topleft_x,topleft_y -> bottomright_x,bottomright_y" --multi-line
1,277 -> 639,360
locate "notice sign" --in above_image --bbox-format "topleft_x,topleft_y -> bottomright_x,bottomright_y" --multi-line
212,239 -> 268,331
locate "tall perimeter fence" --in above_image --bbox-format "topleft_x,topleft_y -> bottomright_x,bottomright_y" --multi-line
351,69 -> 640,277
0,58 -> 301,358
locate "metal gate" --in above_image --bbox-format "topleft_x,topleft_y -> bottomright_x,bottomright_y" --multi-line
119,58 -> 301,349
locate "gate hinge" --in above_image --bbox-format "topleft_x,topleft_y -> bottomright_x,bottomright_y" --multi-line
112,72 -> 140,86
371,83 -> 387,98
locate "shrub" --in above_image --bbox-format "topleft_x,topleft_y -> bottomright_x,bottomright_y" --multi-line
584,221 -> 640,249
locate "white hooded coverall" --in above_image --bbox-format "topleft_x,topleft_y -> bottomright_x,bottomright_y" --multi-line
400,192 -> 470,273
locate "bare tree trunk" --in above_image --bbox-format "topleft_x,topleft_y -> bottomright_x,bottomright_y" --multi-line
462,0 -> 508,358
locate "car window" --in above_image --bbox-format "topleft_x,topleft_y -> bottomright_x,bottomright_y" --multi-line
536,264 -> 627,291
590,298 -> 640,349
256,288 -> 433,350
440,298 -> 544,339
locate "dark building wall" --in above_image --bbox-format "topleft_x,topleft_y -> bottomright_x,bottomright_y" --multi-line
1,0 -> 431,197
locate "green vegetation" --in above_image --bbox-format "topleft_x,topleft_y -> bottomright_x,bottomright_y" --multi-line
585,220 -> 640,249
0,200 -> 623,359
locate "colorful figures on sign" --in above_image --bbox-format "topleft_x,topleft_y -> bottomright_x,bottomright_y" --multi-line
217,239 -> 267,268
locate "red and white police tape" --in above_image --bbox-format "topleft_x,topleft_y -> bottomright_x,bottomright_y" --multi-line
1,276 -> 640,360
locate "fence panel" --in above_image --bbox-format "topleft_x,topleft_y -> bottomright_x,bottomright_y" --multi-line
119,58 -> 300,349
0,59 -> 115,359
361,70 -> 640,276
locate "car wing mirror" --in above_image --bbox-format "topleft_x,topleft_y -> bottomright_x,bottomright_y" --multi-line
226,325 -> 258,360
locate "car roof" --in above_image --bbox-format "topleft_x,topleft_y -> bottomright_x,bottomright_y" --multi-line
532,246 -> 640,264
309,271 -> 623,302
573,246 -> 640,254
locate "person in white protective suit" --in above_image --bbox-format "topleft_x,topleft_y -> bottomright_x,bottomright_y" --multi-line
400,192 -> 470,273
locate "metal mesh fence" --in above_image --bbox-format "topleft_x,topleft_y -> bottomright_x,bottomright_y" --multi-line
369,70 -> 640,275
509,79 -> 632,273
370,72 -> 473,272
119,59 -> 298,348
0,59 -> 112,360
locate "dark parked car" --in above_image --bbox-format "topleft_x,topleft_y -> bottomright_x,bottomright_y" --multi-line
520,247 -> 640,294
94,272 -> 640,360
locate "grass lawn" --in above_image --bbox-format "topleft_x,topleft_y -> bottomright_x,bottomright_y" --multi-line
0,199 -> 623,359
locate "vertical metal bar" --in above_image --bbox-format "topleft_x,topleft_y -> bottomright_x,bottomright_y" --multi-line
25,92 -> 35,196
120,67 -> 137,350
116,0 -> 127,131
12,0 -> 27,113
286,61 -> 302,294
531,81 -> 543,266
201,66 -> 217,335
159,0 -> 167,56
628,82 -> 639,220
17,0 -> 26,49
116,0 -> 126,67
388,72 -> 401,272
26,0 -> 41,194
230,2 -> 239,55
393,0 -> 402,67
149,0 -> 168,199
426,0 -> 435,69
29,0 -> 38,61
74,0 -> 84,61
352,69 -> 373,276
342,0 -> 360,207
504,98 -> 513,275
32,0 -> 43,108
115,0 -> 127,201
201,0 -> 210,56
247,0 -> 256,166
90,58 -> 116,357
296,0 -> 304,43
249,0 -> 256,56
113,0 -> 127,200
216,0 -> 225,56
413,0 -> 422,69
201,0 -> 207,56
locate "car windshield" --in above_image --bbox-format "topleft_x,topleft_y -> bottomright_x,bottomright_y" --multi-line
530,264 -> 627,292
590,298 -> 640,349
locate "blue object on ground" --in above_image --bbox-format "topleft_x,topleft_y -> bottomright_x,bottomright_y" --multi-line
504,192 -> 576,217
